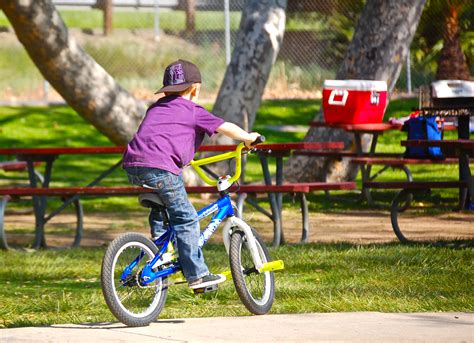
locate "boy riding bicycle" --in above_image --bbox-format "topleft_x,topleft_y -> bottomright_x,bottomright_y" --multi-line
123,59 -> 261,290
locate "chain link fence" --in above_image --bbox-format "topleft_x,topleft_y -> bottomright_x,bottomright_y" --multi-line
0,0 -> 471,104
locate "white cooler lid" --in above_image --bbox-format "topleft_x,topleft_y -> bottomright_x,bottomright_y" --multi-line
324,79 -> 387,91
431,80 -> 474,98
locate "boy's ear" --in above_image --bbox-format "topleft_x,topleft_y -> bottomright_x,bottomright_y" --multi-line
192,83 -> 201,95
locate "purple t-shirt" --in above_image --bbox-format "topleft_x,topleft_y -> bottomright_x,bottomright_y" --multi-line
123,95 -> 225,174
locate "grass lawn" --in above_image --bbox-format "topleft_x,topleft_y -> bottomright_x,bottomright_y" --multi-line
0,99 -> 472,327
0,243 -> 472,328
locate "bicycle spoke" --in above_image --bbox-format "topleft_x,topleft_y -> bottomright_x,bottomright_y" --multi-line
119,289 -> 135,303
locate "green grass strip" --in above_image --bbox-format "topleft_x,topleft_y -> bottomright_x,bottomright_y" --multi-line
0,243 -> 472,328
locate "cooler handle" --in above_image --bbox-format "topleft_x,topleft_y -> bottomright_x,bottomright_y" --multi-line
328,89 -> 348,106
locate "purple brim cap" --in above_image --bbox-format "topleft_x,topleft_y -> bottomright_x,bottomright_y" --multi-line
155,59 -> 202,94
155,82 -> 196,94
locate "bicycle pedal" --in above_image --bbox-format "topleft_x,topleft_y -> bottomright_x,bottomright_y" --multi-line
193,284 -> 218,294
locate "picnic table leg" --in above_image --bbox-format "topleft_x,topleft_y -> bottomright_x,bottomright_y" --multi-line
237,192 -> 274,221
26,159 -> 50,249
236,193 -> 246,219
241,154 -> 248,184
258,154 -> 282,247
41,159 -> 122,247
275,157 -> 285,244
299,193 -> 309,243
354,133 -> 374,205
0,195 -> 10,249
459,150 -> 473,209
457,117 -> 472,209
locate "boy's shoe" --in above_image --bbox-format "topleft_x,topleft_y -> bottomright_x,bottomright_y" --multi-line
188,273 -> 226,289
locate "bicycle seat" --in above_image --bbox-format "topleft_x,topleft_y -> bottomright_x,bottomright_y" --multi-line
139,193 -> 165,209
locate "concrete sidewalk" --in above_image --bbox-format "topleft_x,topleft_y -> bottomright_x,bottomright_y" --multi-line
1,312 -> 472,342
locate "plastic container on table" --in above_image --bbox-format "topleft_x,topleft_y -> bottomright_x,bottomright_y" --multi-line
322,79 -> 388,124
431,80 -> 474,108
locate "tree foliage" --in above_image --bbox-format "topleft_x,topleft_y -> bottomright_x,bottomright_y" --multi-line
410,0 -> 472,79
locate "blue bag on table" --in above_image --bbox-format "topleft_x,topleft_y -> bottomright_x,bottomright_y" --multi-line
403,116 -> 445,160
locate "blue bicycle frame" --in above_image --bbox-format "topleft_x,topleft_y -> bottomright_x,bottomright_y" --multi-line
122,194 -> 235,286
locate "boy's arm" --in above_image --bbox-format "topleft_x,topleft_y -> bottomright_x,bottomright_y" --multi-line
216,122 -> 261,148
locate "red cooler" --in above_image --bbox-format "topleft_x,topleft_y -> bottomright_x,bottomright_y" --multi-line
322,80 -> 388,124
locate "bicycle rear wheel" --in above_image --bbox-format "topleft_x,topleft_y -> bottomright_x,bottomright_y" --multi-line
229,228 -> 275,314
101,232 -> 168,327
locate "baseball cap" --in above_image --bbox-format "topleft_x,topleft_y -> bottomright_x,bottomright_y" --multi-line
155,59 -> 202,94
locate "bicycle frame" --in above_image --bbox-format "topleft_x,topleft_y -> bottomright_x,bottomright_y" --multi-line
121,141 -> 283,287
124,193 -> 265,286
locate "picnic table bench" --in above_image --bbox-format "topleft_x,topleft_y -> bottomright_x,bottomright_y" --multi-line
0,142 -> 356,249
0,161 -> 44,182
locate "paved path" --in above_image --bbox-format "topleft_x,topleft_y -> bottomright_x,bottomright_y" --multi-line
1,312 -> 473,342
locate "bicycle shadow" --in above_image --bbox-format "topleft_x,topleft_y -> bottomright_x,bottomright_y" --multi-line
51,319 -> 185,330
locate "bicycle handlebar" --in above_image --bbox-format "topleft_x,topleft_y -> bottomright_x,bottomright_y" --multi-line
190,136 -> 265,186
250,135 -> 266,146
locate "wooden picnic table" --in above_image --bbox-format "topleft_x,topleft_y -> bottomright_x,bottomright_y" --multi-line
0,141 -> 349,248
243,141 -> 345,246
309,120 -> 459,204
309,122 -> 405,204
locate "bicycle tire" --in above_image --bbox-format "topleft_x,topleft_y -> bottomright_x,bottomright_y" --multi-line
101,232 -> 168,326
229,228 -> 275,315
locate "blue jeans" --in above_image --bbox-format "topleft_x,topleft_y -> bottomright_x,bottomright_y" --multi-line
124,166 -> 209,282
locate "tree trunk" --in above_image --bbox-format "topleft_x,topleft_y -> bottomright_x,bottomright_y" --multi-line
1,0 -> 146,145
284,0 -> 426,182
209,0 -> 287,146
435,3 -> 470,80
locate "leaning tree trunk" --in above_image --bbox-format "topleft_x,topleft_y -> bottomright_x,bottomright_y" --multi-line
209,0 -> 286,146
435,2 -> 470,80
1,0 -> 146,145
285,0 -> 426,182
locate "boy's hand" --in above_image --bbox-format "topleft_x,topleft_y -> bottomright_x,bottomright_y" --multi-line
216,123 -> 263,148
244,132 -> 262,149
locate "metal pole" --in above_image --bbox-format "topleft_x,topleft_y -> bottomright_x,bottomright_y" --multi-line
224,0 -> 231,65
43,80 -> 49,103
154,0 -> 160,40
406,50 -> 412,95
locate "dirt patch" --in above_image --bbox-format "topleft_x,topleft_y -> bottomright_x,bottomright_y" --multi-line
3,209 -> 473,248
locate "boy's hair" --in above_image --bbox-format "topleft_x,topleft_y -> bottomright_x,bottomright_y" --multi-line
164,83 -> 198,97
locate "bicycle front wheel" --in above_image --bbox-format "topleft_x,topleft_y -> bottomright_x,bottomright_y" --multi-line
101,232 -> 168,327
229,228 -> 275,315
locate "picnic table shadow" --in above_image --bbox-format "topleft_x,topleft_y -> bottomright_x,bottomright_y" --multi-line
289,239 -> 474,250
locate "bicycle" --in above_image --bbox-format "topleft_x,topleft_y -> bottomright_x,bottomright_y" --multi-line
101,137 -> 284,327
